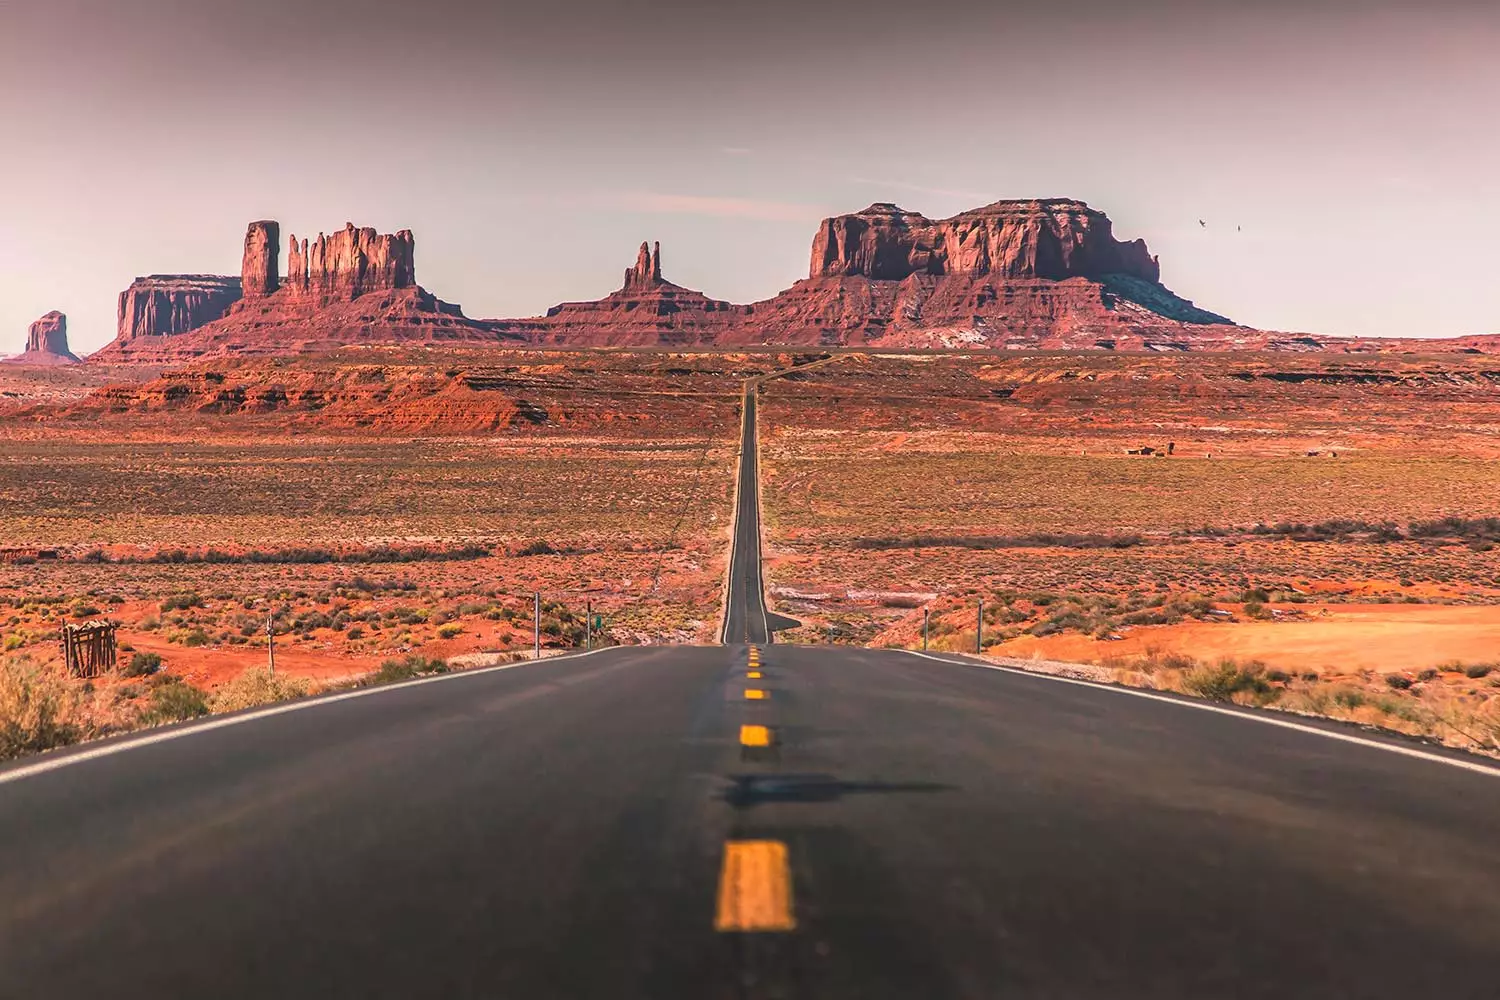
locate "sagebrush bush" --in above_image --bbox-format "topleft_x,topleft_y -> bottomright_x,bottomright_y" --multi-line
209,668 -> 315,713
123,651 -> 163,677
0,656 -> 84,759
146,679 -> 210,723
372,655 -> 448,685
1180,658 -> 1276,704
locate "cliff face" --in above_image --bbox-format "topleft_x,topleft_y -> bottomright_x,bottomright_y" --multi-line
284,224 -> 415,301
116,275 -> 243,342
809,200 -> 1160,283
27,311 -> 74,357
242,220 -> 280,297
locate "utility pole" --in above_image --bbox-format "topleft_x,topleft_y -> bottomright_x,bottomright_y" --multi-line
923,608 -> 929,652
976,599 -> 984,654
265,611 -> 276,676
533,591 -> 541,660
585,599 -> 592,651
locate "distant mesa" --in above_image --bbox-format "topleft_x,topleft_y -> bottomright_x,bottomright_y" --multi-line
810,199 -> 1161,283
117,275 -> 243,343
97,220 -> 495,360
4,310 -> 79,365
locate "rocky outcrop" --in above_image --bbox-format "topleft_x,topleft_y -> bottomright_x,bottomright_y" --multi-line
116,275 -> 243,342
521,240 -> 746,347
284,224 -> 415,300
3,311 -> 79,364
810,200 -> 1160,282
27,311 -> 73,356
241,221 -> 280,297
624,241 -> 663,290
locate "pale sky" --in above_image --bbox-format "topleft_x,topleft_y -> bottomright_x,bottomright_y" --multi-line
2,0 -> 1497,353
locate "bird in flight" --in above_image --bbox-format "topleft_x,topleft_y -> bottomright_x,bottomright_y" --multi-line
1198,219 -> 1206,228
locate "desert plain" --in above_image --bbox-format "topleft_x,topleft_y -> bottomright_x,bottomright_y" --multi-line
3,344 -> 1500,755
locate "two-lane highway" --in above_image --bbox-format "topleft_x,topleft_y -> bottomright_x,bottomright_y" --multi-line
721,380 -> 771,645
3,643 -> 1499,997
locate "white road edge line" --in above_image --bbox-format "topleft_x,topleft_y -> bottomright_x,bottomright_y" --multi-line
904,650 -> 1500,778
0,646 -> 618,787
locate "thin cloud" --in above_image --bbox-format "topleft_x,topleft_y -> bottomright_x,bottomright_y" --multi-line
616,192 -> 824,223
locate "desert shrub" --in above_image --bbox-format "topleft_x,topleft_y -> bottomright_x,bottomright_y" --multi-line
123,652 -> 163,677
372,655 -> 448,684
0,656 -> 85,759
436,623 -> 463,639
346,626 -> 364,640
1332,687 -> 1367,710
517,540 -> 557,556
1465,663 -> 1495,679
881,595 -> 924,609
145,679 -> 210,723
159,593 -> 204,613
1416,668 -> 1439,682
1180,658 -> 1275,703
852,533 -> 1142,551
1385,674 -> 1413,690
209,668 -> 315,713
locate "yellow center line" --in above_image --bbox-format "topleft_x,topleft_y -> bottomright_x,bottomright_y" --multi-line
747,670 -> 762,679
740,724 -> 772,747
744,688 -> 767,700
715,840 -> 795,932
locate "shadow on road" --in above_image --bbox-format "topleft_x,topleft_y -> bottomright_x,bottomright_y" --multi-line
722,773 -> 954,808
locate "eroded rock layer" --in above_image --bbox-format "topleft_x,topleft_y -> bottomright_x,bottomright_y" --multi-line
285,224 -> 415,301
116,275 -> 243,343
810,200 -> 1160,282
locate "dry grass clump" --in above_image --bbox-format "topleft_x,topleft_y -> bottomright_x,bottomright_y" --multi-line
0,655 -> 133,759
209,668 -> 318,713
0,655 -> 88,758
1116,649 -> 1500,754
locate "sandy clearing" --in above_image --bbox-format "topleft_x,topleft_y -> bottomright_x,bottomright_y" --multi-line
995,603 -> 1500,675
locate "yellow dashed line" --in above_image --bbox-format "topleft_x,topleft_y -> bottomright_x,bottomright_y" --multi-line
744,689 -> 767,700
715,840 -> 795,931
747,670 -> 762,679
740,724 -> 772,747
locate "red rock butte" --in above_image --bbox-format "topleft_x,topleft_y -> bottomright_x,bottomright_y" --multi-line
810,200 -> 1160,283
96,221 -> 489,360
5,310 -> 79,365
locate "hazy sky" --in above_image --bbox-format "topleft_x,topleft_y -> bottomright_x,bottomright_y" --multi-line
2,0 -> 1497,353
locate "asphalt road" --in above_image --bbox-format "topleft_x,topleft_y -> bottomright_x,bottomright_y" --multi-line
721,383 -> 772,645
2,645 -> 1499,997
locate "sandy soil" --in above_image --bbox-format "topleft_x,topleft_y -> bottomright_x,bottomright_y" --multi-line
995,603 -> 1500,675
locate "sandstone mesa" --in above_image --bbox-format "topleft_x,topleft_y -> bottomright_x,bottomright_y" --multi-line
63,198 -> 1500,360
